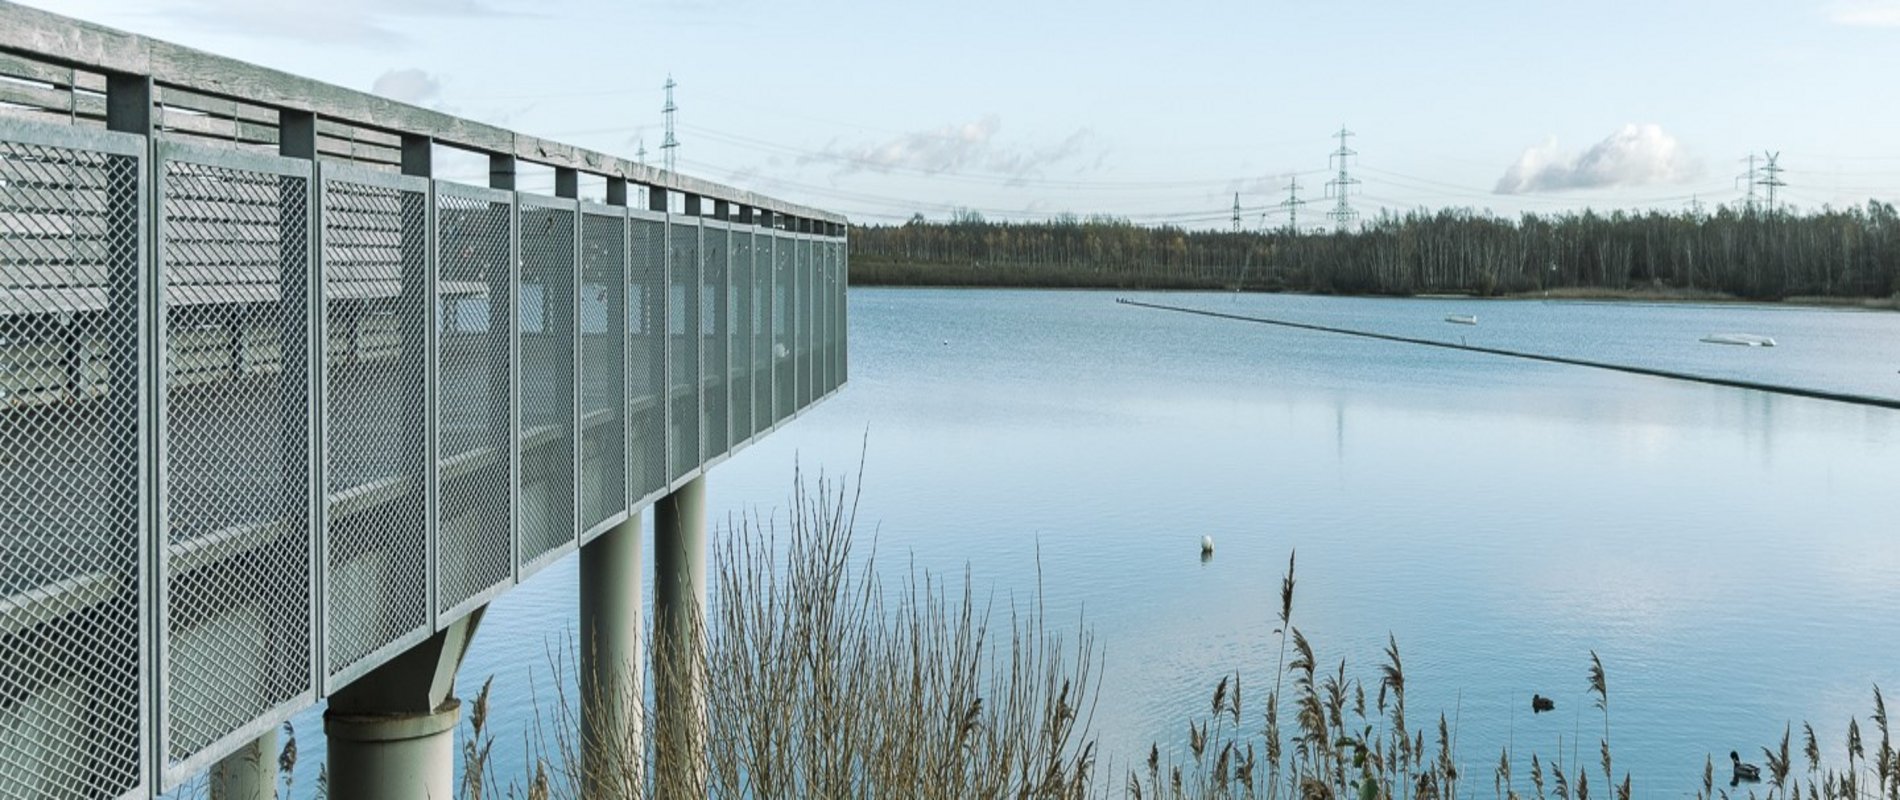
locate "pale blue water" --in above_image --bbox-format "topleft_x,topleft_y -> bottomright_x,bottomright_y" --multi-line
277,289 -> 1900,798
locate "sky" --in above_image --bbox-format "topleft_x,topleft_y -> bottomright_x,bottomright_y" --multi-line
34,0 -> 1900,228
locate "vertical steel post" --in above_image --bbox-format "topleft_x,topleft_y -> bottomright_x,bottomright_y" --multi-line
104,69 -> 155,798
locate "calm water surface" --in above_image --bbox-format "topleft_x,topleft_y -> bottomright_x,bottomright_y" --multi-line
288,289 -> 1900,797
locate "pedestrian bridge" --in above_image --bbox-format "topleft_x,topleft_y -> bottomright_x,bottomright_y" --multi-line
0,3 -> 847,797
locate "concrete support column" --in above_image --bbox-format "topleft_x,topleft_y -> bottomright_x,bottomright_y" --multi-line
580,512 -> 644,797
324,609 -> 482,800
653,476 -> 707,799
324,703 -> 460,800
208,728 -> 276,800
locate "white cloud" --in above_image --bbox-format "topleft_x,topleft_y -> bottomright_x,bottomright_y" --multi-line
370,68 -> 442,106
805,116 -> 1101,183
1827,0 -> 1900,26
1495,123 -> 1700,195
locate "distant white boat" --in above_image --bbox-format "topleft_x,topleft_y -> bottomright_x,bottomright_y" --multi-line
1444,314 -> 1478,325
1700,333 -> 1777,347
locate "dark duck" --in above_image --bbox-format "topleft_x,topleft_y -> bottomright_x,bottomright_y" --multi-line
1730,751 -> 1761,786
1531,694 -> 1555,713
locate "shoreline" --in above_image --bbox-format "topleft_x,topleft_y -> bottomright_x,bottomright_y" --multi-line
848,275 -> 1900,312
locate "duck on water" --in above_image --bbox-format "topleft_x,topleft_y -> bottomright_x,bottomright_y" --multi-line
1731,751 -> 1761,786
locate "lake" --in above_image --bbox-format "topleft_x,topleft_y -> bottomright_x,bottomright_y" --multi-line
279,288 -> 1900,797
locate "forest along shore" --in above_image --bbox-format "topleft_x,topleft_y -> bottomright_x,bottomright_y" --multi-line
848,207 -> 1900,309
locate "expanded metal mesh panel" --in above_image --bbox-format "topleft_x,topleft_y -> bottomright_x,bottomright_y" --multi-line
579,211 -> 625,533
435,185 -> 513,616
818,240 -> 833,395
320,173 -> 428,681
750,234 -> 772,436
517,201 -> 575,569
667,221 -> 700,481
158,149 -> 313,771
702,225 -> 729,458
831,239 -> 846,393
798,238 -> 816,407
772,233 -> 794,423
628,217 -> 666,502
0,127 -> 145,800
842,241 -> 852,384
730,231 -> 753,441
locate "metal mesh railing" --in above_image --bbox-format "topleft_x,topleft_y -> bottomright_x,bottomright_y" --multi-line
667,220 -> 700,481
320,168 -> 429,684
773,232 -> 794,423
157,144 -> 313,774
518,200 -> 576,571
0,124 -> 145,800
579,209 -> 626,536
629,216 -> 667,503
0,107 -> 846,799
435,183 -> 514,619
730,230 -> 753,442
702,224 -> 729,457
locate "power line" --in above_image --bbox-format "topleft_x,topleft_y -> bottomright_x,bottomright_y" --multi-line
1325,126 -> 1360,231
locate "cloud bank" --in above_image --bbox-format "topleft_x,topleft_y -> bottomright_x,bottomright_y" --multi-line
1495,123 -> 1699,195
806,116 -> 1100,184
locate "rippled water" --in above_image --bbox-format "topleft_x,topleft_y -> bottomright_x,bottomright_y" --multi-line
281,289 -> 1900,797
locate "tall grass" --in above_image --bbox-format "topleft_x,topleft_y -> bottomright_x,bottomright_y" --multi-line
435,472 -> 1895,800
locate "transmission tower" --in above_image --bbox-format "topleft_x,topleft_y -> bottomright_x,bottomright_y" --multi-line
1232,193 -> 1243,232
1325,126 -> 1360,231
1756,151 -> 1785,213
1281,176 -> 1307,233
636,136 -> 648,167
1736,153 -> 1757,212
661,74 -> 680,174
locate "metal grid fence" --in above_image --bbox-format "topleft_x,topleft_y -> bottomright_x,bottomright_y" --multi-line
667,220 -> 700,482
0,112 -> 846,798
434,181 -> 514,621
156,142 -> 314,779
772,232 -> 795,423
730,229 -> 753,443
0,124 -> 145,800
579,207 -> 626,539
319,165 -> 430,688
517,198 -> 577,574
702,222 -> 729,458
629,214 -> 667,505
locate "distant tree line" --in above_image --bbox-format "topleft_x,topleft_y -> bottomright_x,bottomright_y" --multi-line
848,203 -> 1900,301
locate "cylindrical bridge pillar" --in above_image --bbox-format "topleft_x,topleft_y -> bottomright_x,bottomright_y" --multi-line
653,476 -> 708,798
580,512 -> 645,797
208,727 -> 277,800
323,701 -> 460,800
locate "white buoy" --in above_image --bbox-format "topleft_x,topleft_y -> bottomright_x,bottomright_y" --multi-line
1200,535 -> 1214,555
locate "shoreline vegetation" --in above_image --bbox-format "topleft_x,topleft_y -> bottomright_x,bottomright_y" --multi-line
404,472 -> 1891,800
847,208 -> 1900,311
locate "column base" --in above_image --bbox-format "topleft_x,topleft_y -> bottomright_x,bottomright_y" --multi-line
324,699 -> 460,800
